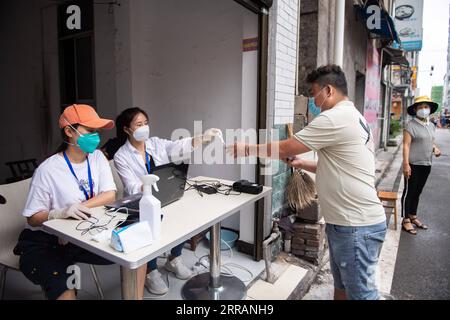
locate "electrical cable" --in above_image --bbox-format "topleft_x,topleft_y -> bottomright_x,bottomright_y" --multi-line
192,238 -> 254,283
76,207 -> 129,236
185,178 -> 241,197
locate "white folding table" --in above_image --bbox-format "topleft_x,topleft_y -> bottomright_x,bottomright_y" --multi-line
43,176 -> 271,300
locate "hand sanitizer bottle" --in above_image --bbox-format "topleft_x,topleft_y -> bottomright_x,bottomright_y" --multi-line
140,174 -> 162,241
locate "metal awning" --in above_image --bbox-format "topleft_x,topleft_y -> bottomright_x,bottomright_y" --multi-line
234,0 -> 273,14
354,1 -> 400,44
384,47 -> 409,67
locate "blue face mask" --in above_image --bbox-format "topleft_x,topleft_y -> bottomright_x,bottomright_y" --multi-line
308,98 -> 322,117
77,132 -> 101,154
308,87 -> 329,117
68,124 -> 100,154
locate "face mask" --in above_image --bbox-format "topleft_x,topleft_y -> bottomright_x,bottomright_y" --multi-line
308,98 -> 322,117
133,125 -> 150,142
416,108 -> 430,119
68,124 -> 100,154
308,87 -> 329,116
77,132 -> 100,154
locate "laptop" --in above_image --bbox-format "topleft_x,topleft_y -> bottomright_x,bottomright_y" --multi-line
106,162 -> 189,216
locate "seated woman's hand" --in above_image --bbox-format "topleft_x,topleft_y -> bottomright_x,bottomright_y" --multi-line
48,204 -> 93,221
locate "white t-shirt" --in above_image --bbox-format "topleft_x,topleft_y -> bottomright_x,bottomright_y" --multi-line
114,137 -> 193,196
23,150 -> 117,227
294,100 -> 386,227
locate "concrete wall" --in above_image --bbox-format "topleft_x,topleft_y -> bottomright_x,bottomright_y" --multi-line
0,0 -> 61,182
94,3 -> 118,140
239,10 -> 259,243
298,0 -> 367,105
297,0 -> 319,96
0,0 -> 260,234
110,0 -> 253,231
341,0 -> 368,106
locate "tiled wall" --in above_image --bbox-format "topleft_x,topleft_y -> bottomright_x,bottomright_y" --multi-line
267,0 -> 299,218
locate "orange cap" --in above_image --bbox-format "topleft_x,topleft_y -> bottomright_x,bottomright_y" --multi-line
59,104 -> 115,130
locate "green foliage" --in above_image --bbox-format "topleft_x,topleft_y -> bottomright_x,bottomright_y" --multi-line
390,120 -> 401,137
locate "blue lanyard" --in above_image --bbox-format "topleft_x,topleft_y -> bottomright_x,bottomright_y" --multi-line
145,152 -> 152,174
63,152 -> 93,201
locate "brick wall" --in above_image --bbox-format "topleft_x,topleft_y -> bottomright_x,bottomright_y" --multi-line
267,0 -> 300,217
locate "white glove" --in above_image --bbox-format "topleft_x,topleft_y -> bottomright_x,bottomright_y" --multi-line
202,128 -> 224,144
48,204 -> 93,221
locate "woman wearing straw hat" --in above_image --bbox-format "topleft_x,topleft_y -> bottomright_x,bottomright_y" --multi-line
402,96 -> 442,235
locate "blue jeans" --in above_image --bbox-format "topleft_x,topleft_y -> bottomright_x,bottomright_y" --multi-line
326,221 -> 387,300
147,242 -> 185,271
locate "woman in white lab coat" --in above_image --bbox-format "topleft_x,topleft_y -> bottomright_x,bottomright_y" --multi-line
114,107 -> 221,295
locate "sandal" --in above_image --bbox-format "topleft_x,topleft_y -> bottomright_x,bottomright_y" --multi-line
402,219 -> 417,235
410,216 -> 429,230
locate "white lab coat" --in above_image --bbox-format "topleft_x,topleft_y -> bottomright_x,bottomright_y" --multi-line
114,137 -> 193,196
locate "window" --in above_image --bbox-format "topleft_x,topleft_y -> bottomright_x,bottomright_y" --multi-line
58,0 -> 95,108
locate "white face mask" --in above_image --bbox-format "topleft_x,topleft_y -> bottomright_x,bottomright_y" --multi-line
416,108 -> 430,119
132,125 -> 150,142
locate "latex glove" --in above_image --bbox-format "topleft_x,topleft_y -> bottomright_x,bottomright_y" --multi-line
48,204 -> 93,221
202,128 -> 224,144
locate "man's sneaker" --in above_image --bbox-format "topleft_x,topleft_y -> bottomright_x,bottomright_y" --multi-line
165,256 -> 193,280
145,270 -> 168,295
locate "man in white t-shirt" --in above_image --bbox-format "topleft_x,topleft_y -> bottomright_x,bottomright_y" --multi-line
228,65 -> 386,300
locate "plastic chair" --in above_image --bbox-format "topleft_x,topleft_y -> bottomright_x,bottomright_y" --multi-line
0,179 -> 104,300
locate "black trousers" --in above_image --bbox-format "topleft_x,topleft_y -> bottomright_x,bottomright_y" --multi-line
401,164 -> 432,218
14,229 -> 113,300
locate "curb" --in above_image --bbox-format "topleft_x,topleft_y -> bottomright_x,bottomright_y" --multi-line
375,139 -> 403,188
285,248 -> 330,300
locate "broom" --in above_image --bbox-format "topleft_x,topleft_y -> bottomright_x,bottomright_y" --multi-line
286,169 -> 317,212
285,124 -> 317,212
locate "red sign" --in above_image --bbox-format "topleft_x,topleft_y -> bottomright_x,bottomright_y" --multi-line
243,38 -> 258,52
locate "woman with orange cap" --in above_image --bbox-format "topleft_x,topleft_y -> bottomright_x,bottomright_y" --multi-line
14,104 -> 118,300
402,96 -> 442,235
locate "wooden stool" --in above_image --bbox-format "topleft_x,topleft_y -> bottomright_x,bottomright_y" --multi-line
377,191 -> 398,230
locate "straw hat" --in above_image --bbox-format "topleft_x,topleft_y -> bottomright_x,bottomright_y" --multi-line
407,96 -> 438,116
